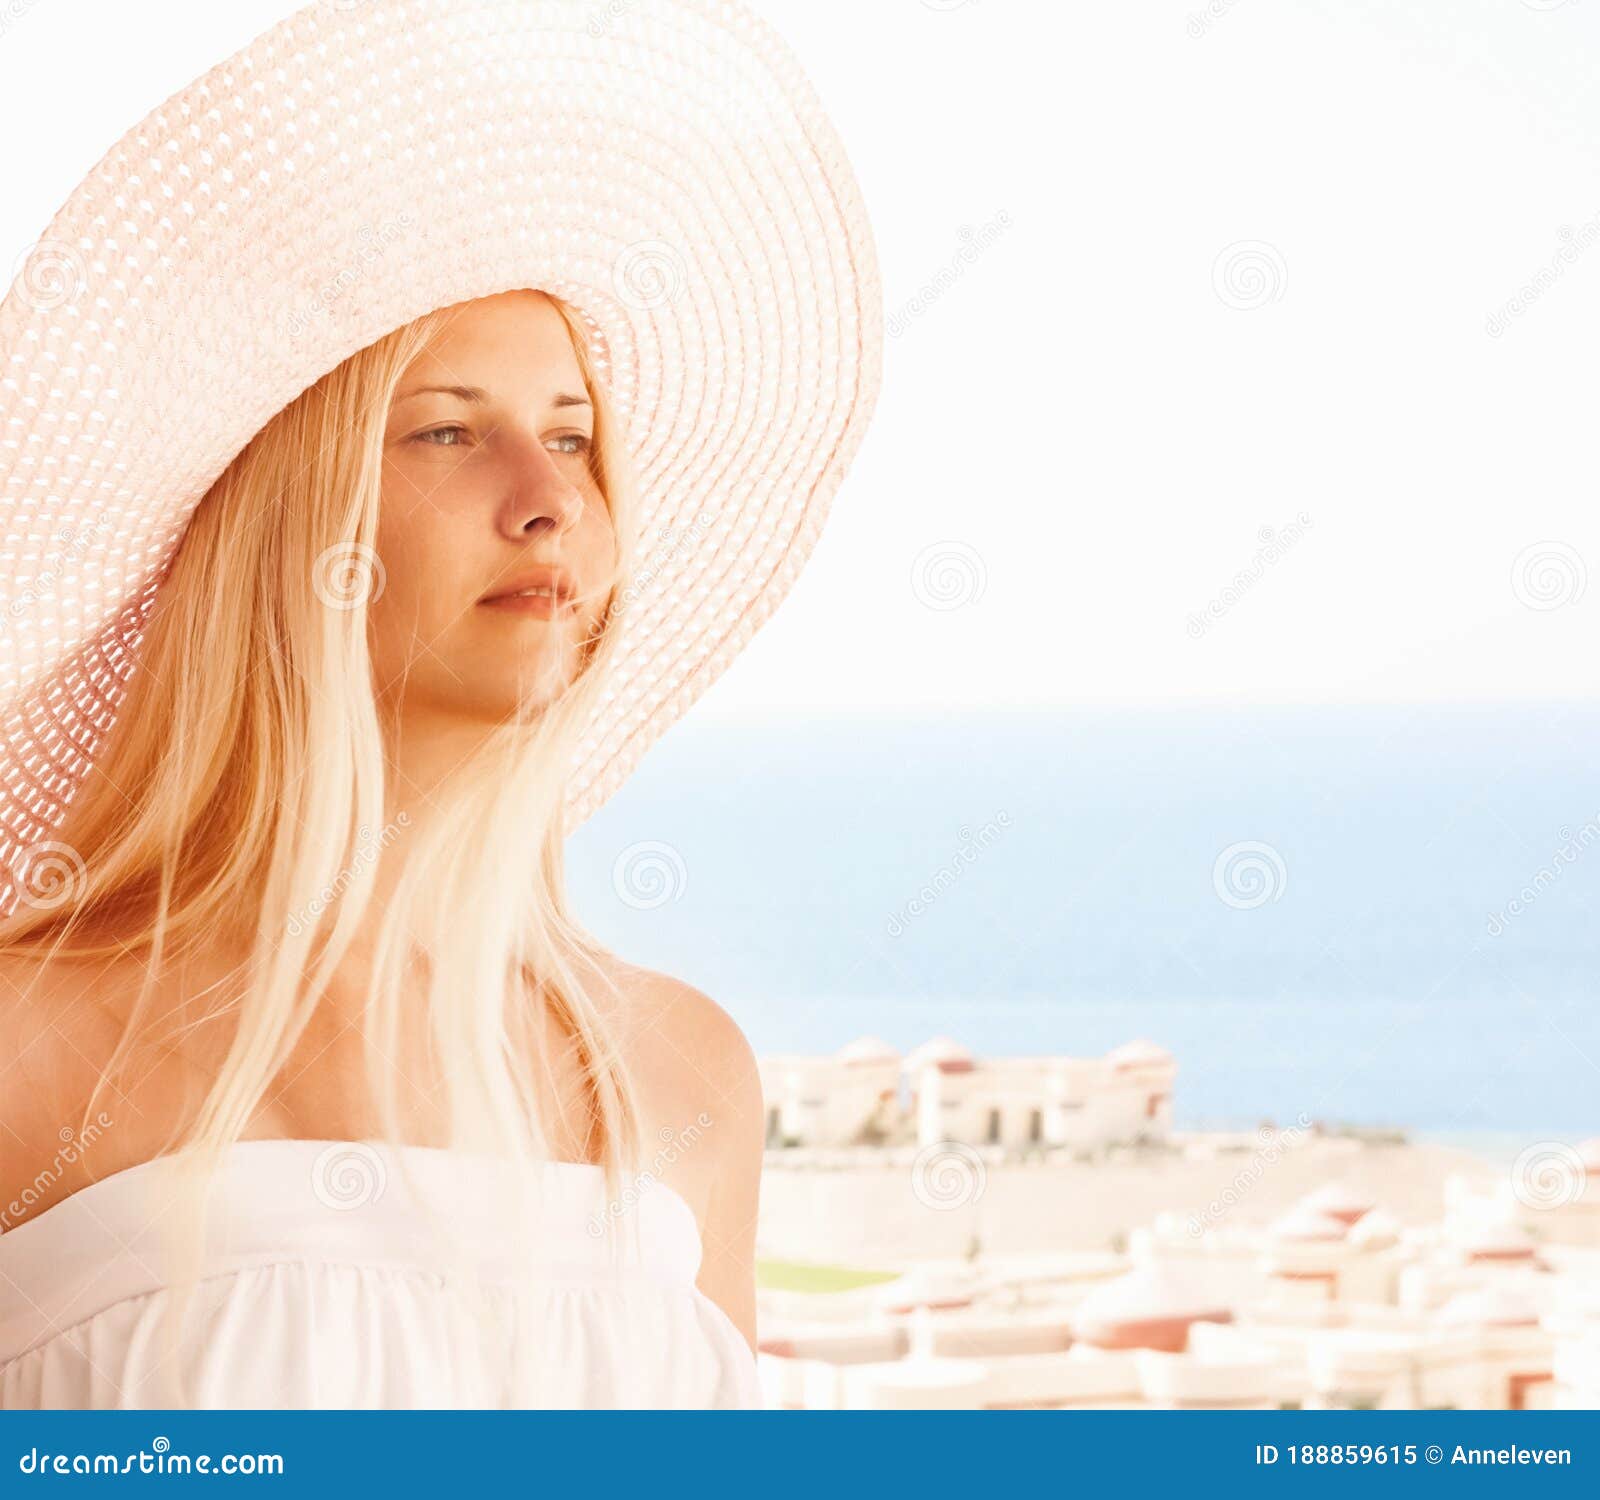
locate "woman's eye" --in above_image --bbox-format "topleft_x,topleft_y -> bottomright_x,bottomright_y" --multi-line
550,434 -> 593,455
414,425 -> 468,447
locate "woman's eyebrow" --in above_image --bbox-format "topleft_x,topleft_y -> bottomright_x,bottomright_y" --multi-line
394,383 -> 591,409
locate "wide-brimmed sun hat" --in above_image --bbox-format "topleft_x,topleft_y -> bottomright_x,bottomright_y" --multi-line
0,0 -> 881,912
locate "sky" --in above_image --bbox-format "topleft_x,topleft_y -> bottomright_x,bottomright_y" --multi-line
2,0 -> 1596,717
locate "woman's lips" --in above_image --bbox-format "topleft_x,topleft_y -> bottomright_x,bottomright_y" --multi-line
476,591 -> 576,620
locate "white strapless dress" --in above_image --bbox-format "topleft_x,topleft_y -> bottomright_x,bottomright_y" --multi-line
0,1138 -> 761,1409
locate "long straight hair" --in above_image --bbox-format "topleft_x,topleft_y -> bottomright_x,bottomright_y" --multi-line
0,293 -> 648,1406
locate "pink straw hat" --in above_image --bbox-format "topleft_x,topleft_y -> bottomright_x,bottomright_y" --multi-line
0,0 -> 881,913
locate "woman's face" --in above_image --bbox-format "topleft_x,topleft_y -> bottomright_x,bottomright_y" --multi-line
371,289 -> 614,725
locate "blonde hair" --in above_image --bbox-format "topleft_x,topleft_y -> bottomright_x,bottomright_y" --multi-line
0,293 -> 647,1406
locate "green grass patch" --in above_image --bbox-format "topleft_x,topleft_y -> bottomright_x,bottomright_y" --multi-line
756,1258 -> 902,1294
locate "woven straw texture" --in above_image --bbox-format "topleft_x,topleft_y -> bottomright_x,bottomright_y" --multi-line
0,0 -> 881,914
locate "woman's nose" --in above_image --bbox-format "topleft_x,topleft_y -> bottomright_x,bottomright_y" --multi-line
496,433 -> 584,541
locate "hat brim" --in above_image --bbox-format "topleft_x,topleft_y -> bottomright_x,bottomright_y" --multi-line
0,0 -> 882,896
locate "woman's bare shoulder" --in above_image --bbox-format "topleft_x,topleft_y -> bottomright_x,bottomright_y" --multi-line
586,951 -> 760,1105
0,949 -> 133,1203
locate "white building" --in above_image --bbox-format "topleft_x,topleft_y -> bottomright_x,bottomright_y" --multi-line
759,1036 -> 902,1148
759,1034 -> 1177,1154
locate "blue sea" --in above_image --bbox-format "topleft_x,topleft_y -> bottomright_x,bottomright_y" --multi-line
567,701 -> 1600,1145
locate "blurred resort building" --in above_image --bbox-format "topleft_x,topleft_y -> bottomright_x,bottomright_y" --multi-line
758,1035 -> 1176,1154
751,1040 -> 1600,1412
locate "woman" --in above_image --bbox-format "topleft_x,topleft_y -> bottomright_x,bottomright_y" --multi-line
0,0 -> 880,1409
